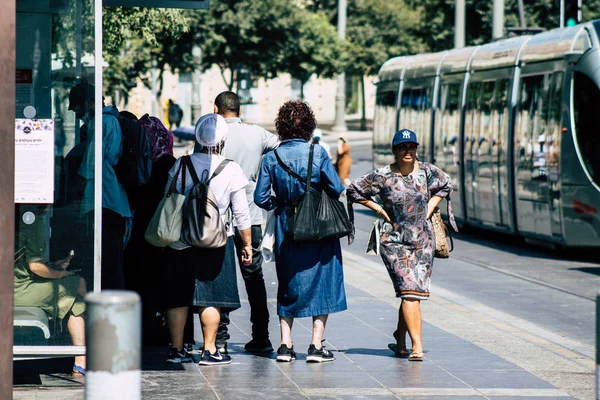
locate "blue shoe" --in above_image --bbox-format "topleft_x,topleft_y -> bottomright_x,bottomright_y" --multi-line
72,364 -> 86,375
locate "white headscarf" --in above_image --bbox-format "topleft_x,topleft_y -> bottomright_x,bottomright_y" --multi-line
195,113 -> 228,150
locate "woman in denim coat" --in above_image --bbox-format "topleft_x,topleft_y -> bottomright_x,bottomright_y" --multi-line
255,101 -> 347,363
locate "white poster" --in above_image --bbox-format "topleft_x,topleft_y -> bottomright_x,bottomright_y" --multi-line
15,119 -> 55,203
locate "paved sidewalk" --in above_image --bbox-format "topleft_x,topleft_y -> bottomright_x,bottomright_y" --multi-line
14,249 -> 577,400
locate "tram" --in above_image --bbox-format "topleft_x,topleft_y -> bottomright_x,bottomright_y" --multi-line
373,20 -> 600,248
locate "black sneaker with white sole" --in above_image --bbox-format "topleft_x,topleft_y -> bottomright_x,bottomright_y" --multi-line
166,347 -> 193,364
276,344 -> 296,362
198,349 -> 232,366
306,344 -> 335,363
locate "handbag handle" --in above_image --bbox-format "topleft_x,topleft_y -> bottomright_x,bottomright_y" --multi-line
166,157 -> 186,198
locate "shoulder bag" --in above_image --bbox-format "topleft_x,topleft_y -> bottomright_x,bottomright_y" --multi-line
144,159 -> 187,247
274,144 -> 352,242
424,167 -> 454,259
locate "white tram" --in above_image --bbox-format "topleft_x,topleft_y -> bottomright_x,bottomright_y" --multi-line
374,21 -> 600,247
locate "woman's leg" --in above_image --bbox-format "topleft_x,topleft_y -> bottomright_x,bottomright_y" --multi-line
311,315 -> 328,348
67,314 -> 86,368
395,301 -> 408,348
401,299 -> 423,354
167,306 -> 188,351
77,277 -> 87,297
199,306 -> 221,353
280,316 -> 294,347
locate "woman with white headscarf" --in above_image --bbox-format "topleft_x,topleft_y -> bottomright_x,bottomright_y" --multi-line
163,113 -> 252,366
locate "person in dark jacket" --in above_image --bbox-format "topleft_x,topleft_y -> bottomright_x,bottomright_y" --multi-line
123,114 -> 175,345
254,101 -> 347,363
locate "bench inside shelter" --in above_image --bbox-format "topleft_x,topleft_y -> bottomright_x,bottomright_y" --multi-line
13,306 -> 51,345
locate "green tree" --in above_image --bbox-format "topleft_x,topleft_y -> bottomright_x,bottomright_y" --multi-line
282,11 -> 344,99
414,0 -> 600,52
191,0 -> 302,90
102,7 -> 189,103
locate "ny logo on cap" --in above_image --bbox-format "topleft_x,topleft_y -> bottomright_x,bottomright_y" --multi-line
402,130 -> 411,139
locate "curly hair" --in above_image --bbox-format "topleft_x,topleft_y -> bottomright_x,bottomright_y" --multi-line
274,100 -> 317,141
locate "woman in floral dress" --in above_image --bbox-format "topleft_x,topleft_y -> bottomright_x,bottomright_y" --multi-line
346,128 -> 455,361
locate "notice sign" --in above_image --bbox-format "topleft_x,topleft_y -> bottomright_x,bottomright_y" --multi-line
15,119 -> 55,203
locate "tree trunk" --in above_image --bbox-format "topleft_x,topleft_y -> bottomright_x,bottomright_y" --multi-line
229,68 -> 235,91
300,80 -> 305,100
360,75 -> 367,131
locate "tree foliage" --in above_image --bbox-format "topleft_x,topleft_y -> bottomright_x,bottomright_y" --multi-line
281,11 -> 343,96
414,0 -> 600,52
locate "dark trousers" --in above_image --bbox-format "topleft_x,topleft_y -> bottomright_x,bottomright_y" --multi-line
101,208 -> 126,290
217,225 -> 270,344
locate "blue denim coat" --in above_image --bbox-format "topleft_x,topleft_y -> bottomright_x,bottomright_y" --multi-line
255,138 -> 347,318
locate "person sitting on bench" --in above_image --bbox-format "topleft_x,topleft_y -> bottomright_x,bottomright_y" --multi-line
14,204 -> 87,375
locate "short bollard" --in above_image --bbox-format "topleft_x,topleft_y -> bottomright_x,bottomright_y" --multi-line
85,291 -> 141,400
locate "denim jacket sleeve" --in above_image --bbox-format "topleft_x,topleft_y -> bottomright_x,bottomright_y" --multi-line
318,146 -> 345,198
254,155 -> 276,210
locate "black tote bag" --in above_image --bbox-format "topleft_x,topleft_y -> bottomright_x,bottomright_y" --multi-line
274,144 -> 352,242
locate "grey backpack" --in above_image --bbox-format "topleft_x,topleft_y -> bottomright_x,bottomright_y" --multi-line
180,156 -> 231,249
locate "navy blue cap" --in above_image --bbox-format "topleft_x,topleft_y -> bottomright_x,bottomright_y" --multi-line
392,129 -> 419,147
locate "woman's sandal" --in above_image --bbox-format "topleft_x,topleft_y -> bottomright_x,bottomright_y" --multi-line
387,343 -> 410,358
408,351 -> 424,362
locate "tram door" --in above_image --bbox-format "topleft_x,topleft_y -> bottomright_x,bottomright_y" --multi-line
464,77 -> 507,226
514,71 -> 563,237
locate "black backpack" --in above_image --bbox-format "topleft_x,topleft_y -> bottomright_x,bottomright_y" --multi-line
114,116 -> 152,189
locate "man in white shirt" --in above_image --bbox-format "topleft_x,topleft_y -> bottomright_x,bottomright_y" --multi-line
214,91 -> 279,354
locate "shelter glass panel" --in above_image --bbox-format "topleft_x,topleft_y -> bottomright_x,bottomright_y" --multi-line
14,0 -> 97,351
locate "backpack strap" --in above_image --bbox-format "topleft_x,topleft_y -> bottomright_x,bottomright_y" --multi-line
207,159 -> 232,184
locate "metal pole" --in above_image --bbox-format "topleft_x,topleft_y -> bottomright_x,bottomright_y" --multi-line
596,291 -> 599,400
190,45 -> 202,124
331,0 -> 347,132
517,0 -> 526,28
455,0 -> 465,49
493,0 -> 505,39
85,291 -> 141,400
151,59 -> 158,117
0,2 -> 15,398
560,0 -> 565,28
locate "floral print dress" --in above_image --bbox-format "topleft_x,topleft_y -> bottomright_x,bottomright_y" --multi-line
347,162 -> 453,300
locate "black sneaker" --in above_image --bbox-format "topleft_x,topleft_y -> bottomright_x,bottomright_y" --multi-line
245,338 -> 274,353
166,347 -> 193,364
276,344 -> 296,362
306,344 -> 335,363
216,342 -> 228,355
198,349 -> 232,366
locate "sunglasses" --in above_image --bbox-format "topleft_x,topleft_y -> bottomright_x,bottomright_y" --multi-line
395,144 -> 418,152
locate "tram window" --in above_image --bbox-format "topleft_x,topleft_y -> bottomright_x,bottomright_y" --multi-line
491,79 -> 509,159
573,71 -> 600,185
479,82 -> 495,161
436,83 -> 461,167
517,74 -> 552,181
546,73 -> 563,168
400,88 -> 412,128
465,82 -> 482,162
374,88 -> 398,149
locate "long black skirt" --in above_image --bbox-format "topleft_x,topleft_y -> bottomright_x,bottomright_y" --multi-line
165,237 -> 240,312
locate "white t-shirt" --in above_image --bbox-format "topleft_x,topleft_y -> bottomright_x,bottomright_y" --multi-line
165,153 -> 251,250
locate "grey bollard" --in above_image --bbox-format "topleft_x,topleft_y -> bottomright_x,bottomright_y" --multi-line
85,291 -> 141,400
